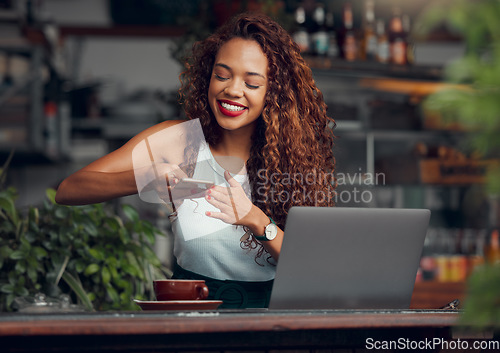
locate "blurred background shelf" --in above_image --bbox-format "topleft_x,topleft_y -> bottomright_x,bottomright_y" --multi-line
59,25 -> 187,38
310,59 -> 443,81
410,281 -> 466,310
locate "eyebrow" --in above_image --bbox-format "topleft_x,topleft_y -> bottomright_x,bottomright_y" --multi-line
214,63 -> 266,80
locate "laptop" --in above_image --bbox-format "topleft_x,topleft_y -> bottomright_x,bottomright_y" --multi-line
268,207 -> 430,310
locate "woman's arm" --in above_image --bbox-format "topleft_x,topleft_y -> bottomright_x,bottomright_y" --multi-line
55,119 -> 186,206
55,169 -> 137,205
244,205 -> 284,261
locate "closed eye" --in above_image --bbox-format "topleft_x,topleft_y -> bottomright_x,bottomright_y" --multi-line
246,83 -> 260,89
215,74 -> 229,81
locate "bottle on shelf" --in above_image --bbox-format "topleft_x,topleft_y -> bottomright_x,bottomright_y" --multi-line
340,2 -> 357,62
312,3 -> 328,57
434,228 -> 456,282
326,11 -> 339,59
293,6 -> 310,54
484,229 -> 500,264
419,228 -> 438,281
359,0 -> 377,61
402,14 -> 415,65
44,100 -> 58,159
466,229 -> 485,276
388,6 -> 407,65
449,229 -> 468,282
0,53 -> 14,94
375,19 -> 389,64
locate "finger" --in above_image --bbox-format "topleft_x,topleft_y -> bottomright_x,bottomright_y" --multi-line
209,185 -> 230,195
205,210 -> 232,223
155,164 -> 187,184
205,193 -> 233,213
171,168 -> 188,180
224,170 -> 241,188
207,189 -> 237,220
222,173 -> 240,222
207,187 -> 233,203
229,195 -> 239,223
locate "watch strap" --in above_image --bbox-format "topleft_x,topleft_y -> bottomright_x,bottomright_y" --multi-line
253,217 -> 276,241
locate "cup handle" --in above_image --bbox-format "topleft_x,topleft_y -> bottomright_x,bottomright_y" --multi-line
196,283 -> 209,300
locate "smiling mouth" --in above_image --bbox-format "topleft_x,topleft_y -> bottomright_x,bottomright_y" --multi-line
217,100 -> 247,117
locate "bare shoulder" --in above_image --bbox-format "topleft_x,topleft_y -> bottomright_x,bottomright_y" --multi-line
134,119 -> 188,139
152,119 -> 187,130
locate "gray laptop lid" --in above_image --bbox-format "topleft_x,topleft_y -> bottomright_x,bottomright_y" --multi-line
269,207 -> 430,310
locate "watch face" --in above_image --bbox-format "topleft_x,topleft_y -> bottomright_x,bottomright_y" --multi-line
265,222 -> 278,240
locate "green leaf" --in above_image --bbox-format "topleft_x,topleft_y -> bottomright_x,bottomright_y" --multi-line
17,276 -> 26,287
140,222 -> 156,244
74,259 -> 85,273
27,267 -> 38,284
14,261 -> 26,273
91,273 -> 101,284
61,272 -> 93,311
42,240 -> 54,251
122,204 -> 139,222
82,219 -> 98,237
0,284 -> 15,294
105,285 -> 119,303
118,227 -> 131,244
15,287 -> 29,297
84,263 -> 100,276
101,266 -> 111,285
28,207 -> 39,225
54,255 -> 70,285
32,246 -> 48,260
24,230 -> 37,243
142,246 -> 161,267
88,248 -> 105,261
46,189 -> 57,204
109,265 -> 119,280
9,250 -> 26,260
104,216 -> 121,232
0,195 -> 18,225
54,207 -> 70,219
105,256 -> 118,267
19,238 -> 31,253
0,245 -> 12,258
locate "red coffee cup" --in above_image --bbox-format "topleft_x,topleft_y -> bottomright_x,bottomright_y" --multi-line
153,279 -> 209,301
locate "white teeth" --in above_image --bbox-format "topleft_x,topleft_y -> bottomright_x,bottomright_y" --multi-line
220,102 -> 245,111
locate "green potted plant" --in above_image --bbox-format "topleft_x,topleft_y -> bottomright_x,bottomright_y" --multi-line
0,152 -> 169,312
415,0 -> 500,329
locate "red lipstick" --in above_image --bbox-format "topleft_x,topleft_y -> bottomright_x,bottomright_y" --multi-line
217,100 -> 247,117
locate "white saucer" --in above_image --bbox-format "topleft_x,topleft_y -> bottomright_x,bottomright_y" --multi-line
133,299 -> 223,311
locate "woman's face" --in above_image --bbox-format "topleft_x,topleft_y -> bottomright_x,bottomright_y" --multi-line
208,37 -> 268,134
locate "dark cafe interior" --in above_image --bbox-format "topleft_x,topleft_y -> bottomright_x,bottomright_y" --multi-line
0,0 -> 499,352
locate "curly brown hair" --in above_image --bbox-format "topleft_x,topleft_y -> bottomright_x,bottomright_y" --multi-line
179,12 -> 336,258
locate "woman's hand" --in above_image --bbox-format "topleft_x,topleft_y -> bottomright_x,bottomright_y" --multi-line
205,170 -> 284,260
138,162 -> 191,203
204,170 -> 253,225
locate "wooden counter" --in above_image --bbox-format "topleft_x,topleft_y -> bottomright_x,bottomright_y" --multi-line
1,309 -> 495,352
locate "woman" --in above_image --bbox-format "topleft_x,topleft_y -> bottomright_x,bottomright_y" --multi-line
56,12 -> 336,308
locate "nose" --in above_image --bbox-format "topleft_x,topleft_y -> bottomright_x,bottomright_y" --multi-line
224,80 -> 244,98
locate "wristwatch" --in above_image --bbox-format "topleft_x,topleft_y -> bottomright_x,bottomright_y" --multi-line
253,218 -> 278,242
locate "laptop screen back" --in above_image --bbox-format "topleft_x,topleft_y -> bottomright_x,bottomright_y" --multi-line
268,207 -> 430,310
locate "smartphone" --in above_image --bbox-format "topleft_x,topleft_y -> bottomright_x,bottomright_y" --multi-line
173,178 -> 214,191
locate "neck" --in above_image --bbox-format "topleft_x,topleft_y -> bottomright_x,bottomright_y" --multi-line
212,124 -> 255,162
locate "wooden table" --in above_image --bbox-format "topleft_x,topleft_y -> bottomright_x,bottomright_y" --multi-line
0,309 -> 496,352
